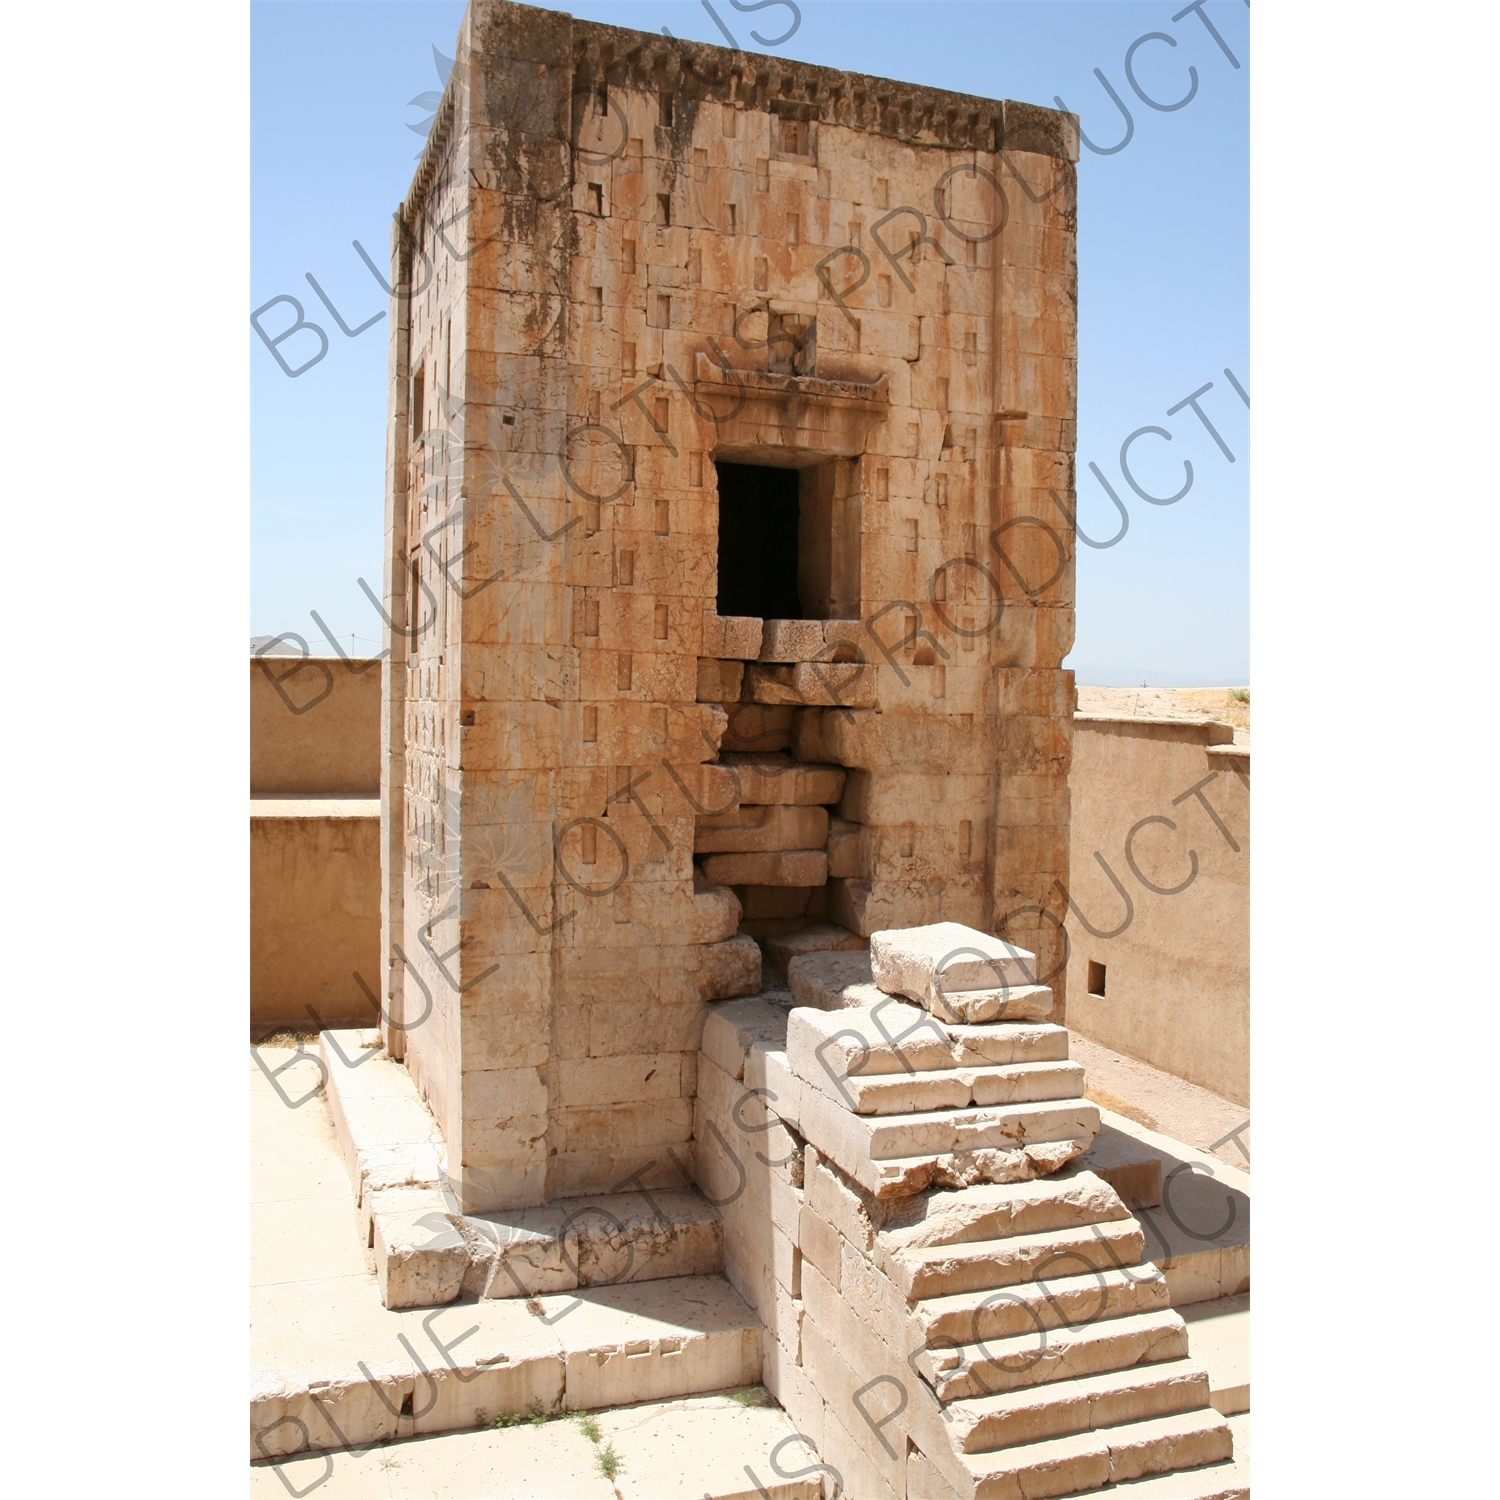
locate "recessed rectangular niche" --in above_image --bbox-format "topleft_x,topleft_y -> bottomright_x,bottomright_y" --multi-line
1087,960 -> 1107,998
715,458 -> 862,622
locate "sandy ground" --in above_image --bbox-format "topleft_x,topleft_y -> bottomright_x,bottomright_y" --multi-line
1075,685 -> 1250,739
1069,1031 -> 1251,1174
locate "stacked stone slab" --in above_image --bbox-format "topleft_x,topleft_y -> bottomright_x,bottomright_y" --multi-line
691,715 -> 852,924
781,923 -> 1099,1200
693,922 -> 1242,1499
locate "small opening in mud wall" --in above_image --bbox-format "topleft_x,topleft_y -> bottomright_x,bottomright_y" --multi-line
1087,960 -> 1107,998
715,461 -> 801,619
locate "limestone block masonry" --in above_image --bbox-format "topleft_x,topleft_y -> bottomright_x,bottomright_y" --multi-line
694,920 -> 1244,1499
319,1030 -> 728,1311
381,0 -> 1083,1218
295,914 -> 1243,1491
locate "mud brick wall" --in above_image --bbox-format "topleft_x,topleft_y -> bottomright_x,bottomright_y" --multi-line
380,0 -> 1080,1212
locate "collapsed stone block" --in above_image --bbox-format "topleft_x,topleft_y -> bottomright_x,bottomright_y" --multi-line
870,919 -> 1039,1006
722,702 -> 794,753
702,611 -> 764,660
758,618 -> 828,662
693,803 -> 830,854
763,923 -> 865,973
720,752 -> 847,806
746,661 -> 878,709
786,948 -> 887,1010
695,657 -> 745,703
696,933 -> 763,999
700,849 -> 829,887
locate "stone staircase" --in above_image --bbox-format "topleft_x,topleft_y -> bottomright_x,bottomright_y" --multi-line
696,921 -> 1246,1499
252,918 -> 1246,1495
880,1171 -> 1233,1497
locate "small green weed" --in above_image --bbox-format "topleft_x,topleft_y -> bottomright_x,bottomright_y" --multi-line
595,1442 -> 621,1480
1229,687 -> 1249,703
576,1412 -> 602,1444
478,1399 -> 558,1430
730,1386 -> 768,1406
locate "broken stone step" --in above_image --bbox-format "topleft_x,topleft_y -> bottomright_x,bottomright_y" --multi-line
787,947 -> 888,1009
763,922 -> 865,973
319,1031 -> 445,1210
788,999 -> 1071,1079
701,997 -> 793,1083
1079,1407 -> 1238,1490
775,1061 -> 1097,1201
853,1147 -> 1092,1203
882,1173 -> 1134,1254
250,1274 -> 764,1463
959,1407 -> 1233,1500
373,1186 -> 725,1310
888,1218 -> 1146,1301
794,957 -> 1056,1024
1097,1455 -> 1248,1499
719,752 -> 847,805
802,1057 -> 1087,1115
913,1263 -> 1171,1349
699,849 -> 829,886
922,984 -> 1057,1025
816,1135 -> 1099,1203
801,1086 -> 1099,1165
871,921 -> 1039,1004
920,1308 -> 1190,1402
1065,1123 -> 1165,1210
693,803 -> 830,854
943,1358 -> 1211,1456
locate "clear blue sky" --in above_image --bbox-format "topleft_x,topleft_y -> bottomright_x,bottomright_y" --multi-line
252,0 -> 1248,683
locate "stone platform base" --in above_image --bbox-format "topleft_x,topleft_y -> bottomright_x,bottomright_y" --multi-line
251,1047 -> 762,1464
1071,1108 -> 1250,1309
318,1031 -> 726,1310
252,1390 -> 822,1499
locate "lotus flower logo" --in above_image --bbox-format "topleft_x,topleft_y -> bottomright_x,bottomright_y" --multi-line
407,45 -> 456,152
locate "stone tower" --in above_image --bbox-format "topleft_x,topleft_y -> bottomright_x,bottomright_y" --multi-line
379,0 -> 1080,1213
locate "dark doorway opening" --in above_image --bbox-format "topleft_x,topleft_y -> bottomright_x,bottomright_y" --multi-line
715,461 -> 801,619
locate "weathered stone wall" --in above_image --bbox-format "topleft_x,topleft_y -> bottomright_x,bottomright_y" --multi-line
1065,718 -> 1249,1104
250,655 -> 381,1030
251,801 -> 381,1030
382,0 -> 1080,1212
250,656 -> 381,796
